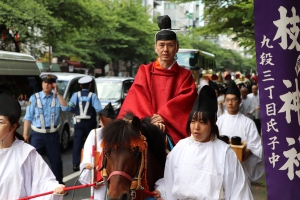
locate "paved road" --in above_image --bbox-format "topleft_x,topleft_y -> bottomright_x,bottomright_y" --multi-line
44,144 -> 92,199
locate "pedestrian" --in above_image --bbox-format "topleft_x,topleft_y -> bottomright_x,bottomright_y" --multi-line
79,102 -> 116,199
153,85 -> 253,200
23,73 -> 67,186
240,87 -> 253,119
62,76 -> 102,171
216,81 -> 264,183
0,93 -> 66,199
118,15 -> 198,148
247,84 -> 261,135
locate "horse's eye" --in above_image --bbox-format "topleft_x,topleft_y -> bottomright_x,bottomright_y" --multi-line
133,149 -> 140,158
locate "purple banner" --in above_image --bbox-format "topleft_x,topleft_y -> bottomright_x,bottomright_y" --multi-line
254,1 -> 300,200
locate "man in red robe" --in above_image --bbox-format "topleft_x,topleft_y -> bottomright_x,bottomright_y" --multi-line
118,15 -> 198,146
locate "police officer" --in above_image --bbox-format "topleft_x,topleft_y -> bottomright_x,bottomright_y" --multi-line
62,76 -> 102,171
23,73 -> 67,185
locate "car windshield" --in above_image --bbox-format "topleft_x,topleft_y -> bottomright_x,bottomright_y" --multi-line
56,80 -> 69,96
96,81 -> 122,100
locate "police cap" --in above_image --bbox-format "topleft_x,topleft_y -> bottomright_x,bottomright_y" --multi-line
78,76 -> 93,84
40,73 -> 58,83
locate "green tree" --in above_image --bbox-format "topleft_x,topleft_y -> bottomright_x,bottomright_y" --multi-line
0,0 -> 59,53
171,0 -> 255,48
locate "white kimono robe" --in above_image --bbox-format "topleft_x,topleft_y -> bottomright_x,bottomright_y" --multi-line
79,128 -> 106,200
216,112 -> 264,181
0,139 -> 62,200
156,136 -> 253,200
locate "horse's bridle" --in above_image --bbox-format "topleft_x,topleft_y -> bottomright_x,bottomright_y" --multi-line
100,134 -> 148,199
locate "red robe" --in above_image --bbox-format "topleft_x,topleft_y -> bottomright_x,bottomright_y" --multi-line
118,61 -> 198,144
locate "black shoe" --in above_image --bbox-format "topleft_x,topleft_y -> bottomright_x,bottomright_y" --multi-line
73,165 -> 80,172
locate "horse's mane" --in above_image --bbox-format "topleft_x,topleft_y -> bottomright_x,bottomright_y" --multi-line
123,112 -> 166,166
101,117 -> 142,151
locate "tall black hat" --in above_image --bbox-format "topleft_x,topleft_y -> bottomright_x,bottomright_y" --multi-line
0,93 -> 21,122
99,102 -> 116,119
155,15 -> 177,41
192,85 -> 217,113
225,81 -> 240,99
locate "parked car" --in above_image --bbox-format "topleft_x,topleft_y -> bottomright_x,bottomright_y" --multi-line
95,76 -> 134,115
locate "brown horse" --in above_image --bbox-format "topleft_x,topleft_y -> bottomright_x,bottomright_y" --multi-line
100,112 -> 166,200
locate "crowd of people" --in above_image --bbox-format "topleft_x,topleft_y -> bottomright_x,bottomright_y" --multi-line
0,15 -> 264,200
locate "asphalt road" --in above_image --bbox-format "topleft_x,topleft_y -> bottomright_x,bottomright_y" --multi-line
43,143 -> 92,199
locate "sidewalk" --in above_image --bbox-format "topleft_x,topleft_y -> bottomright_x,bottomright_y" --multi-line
251,174 -> 267,200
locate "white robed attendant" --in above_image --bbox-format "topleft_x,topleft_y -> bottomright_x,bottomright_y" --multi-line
153,86 -> 253,200
240,87 -> 253,119
217,112 -> 264,181
79,102 -> 116,200
0,93 -> 65,200
156,136 -> 253,200
79,128 -> 106,199
216,81 -> 264,182
0,139 -> 63,200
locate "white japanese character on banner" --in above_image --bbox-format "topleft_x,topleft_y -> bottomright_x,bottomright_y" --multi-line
273,6 -> 300,51
295,55 -> 300,76
260,53 -> 275,66
268,136 -> 279,150
278,79 -> 300,125
266,118 -> 279,132
266,103 -> 276,116
261,35 -> 274,48
265,85 -> 275,99
262,70 -> 275,81
279,138 -> 300,180
269,152 -> 280,168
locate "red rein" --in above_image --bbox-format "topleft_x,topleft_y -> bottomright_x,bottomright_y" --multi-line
17,183 -> 95,200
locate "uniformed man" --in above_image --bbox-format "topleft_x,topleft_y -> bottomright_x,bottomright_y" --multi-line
23,73 -> 67,185
61,76 -> 102,171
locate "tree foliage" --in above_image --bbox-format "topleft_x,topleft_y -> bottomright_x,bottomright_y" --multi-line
0,0 -> 256,74
171,0 -> 255,49
0,0 -> 156,69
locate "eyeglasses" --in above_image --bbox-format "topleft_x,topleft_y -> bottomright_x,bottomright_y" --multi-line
225,98 -> 238,103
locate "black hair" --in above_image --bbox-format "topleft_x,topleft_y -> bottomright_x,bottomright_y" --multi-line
6,116 -> 24,141
186,111 -> 219,141
81,83 -> 90,89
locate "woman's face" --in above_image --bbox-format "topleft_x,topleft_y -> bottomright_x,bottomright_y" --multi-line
0,115 -> 15,141
190,113 -> 212,142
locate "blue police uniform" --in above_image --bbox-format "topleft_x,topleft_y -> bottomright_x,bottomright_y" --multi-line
24,90 -> 64,184
61,77 -> 102,171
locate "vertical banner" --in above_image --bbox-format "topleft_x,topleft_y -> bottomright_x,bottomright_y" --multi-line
254,1 -> 300,200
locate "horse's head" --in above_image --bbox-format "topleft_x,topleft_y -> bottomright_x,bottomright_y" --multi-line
101,115 -> 147,200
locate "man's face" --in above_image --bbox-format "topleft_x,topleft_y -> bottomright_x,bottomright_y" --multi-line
241,88 -> 248,99
42,81 -> 54,93
225,94 -> 241,115
252,85 -> 258,95
154,40 -> 178,62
